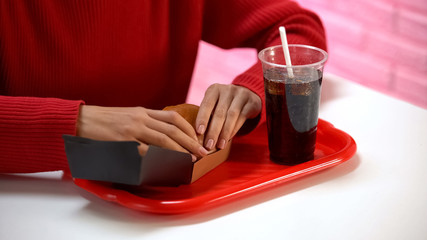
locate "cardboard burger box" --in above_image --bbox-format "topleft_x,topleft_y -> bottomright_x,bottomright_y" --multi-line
63,104 -> 231,187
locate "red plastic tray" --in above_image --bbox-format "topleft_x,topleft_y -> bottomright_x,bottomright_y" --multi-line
73,119 -> 356,214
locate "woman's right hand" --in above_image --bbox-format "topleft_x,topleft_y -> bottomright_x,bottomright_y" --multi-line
76,105 -> 209,161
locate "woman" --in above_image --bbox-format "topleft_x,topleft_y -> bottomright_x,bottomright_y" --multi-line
0,0 -> 326,173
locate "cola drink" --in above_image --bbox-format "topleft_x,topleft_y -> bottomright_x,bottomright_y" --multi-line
264,68 -> 322,165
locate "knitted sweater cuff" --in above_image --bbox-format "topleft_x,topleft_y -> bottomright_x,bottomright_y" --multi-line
0,96 -> 84,173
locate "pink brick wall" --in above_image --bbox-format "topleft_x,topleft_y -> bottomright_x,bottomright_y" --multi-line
297,0 -> 427,108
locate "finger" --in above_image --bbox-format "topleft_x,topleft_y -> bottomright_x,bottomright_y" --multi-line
204,90 -> 233,150
230,104 -> 252,137
216,96 -> 247,149
196,84 -> 220,135
147,109 -> 198,141
144,113 -> 208,157
136,141 -> 149,156
137,124 -> 191,153
229,92 -> 263,138
137,140 -> 198,162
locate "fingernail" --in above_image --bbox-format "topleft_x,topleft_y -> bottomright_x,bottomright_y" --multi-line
218,139 -> 226,149
191,154 -> 197,162
205,139 -> 214,150
197,125 -> 205,135
199,146 -> 208,156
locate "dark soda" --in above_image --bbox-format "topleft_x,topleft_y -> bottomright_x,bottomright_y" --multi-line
264,68 -> 322,165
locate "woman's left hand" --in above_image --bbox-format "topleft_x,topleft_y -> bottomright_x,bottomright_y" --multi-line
195,84 -> 262,150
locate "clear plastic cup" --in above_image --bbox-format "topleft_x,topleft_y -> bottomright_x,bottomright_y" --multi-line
258,44 -> 328,165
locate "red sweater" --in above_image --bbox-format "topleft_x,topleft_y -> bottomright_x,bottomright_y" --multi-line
0,0 -> 326,173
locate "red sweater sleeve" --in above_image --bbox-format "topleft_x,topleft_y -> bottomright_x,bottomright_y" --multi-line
202,0 -> 327,130
0,96 -> 84,173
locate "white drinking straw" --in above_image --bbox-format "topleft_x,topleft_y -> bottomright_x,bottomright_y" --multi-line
279,26 -> 294,78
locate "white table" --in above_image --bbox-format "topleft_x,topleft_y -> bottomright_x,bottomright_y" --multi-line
1,74 -> 426,240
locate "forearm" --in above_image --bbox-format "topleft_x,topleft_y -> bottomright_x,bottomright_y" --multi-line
0,95 -> 84,173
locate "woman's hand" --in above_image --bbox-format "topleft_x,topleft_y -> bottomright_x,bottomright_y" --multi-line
196,84 -> 262,150
76,106 -> 209,160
